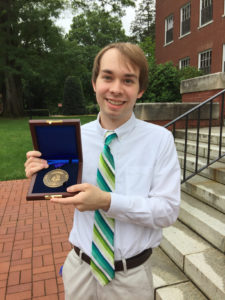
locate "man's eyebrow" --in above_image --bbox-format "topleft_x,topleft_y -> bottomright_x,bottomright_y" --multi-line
101,69 -> 138,78
101,69 -> 113,74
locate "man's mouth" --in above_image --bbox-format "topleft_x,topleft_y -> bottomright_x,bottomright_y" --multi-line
106,98 -> 124,106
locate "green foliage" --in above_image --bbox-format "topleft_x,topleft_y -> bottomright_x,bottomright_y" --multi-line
63,76 -> 85,115
142,61 -> 203,103
0,0 -> 68,117
71,0 -> 135,17
86,103 -> 100,114
130,0 -> 155,42
179,65 -> 204,81
139,36 -> 155,66
144,62 -> 181,103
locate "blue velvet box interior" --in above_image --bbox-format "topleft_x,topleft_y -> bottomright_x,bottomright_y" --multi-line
32,125 -> 80,194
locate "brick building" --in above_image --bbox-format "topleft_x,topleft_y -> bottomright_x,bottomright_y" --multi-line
155,0 -> 225,74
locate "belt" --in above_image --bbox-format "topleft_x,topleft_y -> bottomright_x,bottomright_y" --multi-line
74,246 -> 152,272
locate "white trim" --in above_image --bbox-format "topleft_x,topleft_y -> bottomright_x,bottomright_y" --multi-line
198,49 -> 212,72
222,44 -> 225,72
164,40 -> 174,47
165,14 -> 174,45
179,57 -> 190,69
199,0 -> 213,27
180,2 -> 191,38
179,31 -> 191,40
198,19 -> 213,30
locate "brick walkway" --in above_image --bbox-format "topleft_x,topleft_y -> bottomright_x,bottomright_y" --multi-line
0,179 -> 75,300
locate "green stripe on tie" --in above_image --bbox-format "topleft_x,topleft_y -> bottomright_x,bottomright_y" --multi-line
91,131 -> 117,286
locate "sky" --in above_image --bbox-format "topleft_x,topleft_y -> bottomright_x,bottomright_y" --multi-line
55,4 -> 138,35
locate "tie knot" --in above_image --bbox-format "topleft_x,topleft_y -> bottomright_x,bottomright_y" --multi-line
105,131 -> 117,146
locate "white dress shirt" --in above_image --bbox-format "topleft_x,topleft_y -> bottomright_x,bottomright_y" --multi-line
69,113 -> 180,260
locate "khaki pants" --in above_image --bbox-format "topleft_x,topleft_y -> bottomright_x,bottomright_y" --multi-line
62,249 -> 154,300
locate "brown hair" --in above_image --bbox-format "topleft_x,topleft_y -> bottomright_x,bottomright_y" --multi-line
92,42 -> 149,92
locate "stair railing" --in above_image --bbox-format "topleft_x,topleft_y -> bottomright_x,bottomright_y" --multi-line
164,89 -> 225,183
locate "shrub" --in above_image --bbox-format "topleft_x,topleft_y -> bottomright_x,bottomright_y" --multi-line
63,76 -> 85,115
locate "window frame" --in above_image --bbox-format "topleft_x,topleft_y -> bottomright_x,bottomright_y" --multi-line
198,49 -> 212,74
180,2 -> 191,37
199,0 -> 213,27
165,14 -> 174,45
179,57 -> 190,69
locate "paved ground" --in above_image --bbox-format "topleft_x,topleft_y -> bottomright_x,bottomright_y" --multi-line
0,179 -> 75,300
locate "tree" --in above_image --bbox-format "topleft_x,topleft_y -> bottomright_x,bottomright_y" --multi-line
63,76 -> 85,115
130,0 -> 155,42
0,0 -> 67,117
71,0 -> 135,17
67,6 -> 129,104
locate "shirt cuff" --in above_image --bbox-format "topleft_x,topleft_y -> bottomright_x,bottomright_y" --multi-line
107,192 -> 129,217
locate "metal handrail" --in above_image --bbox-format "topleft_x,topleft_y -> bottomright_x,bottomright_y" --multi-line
164,89 -> 225,183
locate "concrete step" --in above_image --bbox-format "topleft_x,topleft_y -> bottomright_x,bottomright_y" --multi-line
177,151 -> 225,185
180,192 -> 225,253
181,173 -> 225,213
156,281 -> 207,300
175,138 -> 225,163
161,220 -> 212,269
185,248 -> 225,300
151,247 -> 188,291
175,126 -> 225,146
160,220 -> 225,299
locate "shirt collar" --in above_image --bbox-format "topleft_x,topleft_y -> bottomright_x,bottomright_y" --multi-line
96,113 -> 136,141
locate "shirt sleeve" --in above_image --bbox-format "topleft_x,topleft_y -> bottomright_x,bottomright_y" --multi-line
106,132 -> 181,229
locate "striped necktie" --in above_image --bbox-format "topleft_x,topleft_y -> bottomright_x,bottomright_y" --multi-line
91,131 -> 117,286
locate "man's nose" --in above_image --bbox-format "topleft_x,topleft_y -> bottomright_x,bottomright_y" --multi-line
109,80 -> 123,94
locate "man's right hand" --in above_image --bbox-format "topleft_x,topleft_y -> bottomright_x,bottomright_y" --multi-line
24,150 -> 49,178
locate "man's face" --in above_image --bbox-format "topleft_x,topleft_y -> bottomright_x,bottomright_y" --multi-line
92,48 -> 144,129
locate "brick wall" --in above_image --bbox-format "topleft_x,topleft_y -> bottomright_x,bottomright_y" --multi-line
156,0 -> 225,73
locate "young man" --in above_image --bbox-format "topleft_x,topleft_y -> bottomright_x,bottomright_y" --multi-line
25,43 -> 180,299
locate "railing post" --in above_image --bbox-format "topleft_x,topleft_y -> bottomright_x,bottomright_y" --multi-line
183,115 -> 189,182
207,100 -> 213,164
219,92 -> 225,157
195,108 -> 201,173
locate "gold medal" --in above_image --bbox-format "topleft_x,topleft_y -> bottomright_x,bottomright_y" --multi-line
43,169 -> 69,188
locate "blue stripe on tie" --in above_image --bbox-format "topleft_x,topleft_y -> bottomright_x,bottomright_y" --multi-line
103,145 -> 115,169
92,242 -> 114,279
97,169 -> 111,192
95,210 -> 114,246
105,133 -> 117,146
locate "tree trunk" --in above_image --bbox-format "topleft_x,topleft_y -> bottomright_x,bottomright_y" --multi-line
2,72 -> 24,117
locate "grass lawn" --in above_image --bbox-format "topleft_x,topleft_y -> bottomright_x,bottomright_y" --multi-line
0,115 -> 96,181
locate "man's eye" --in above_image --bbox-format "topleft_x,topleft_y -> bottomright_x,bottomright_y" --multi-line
103,76 -> 112,81
124,79 -> 133,84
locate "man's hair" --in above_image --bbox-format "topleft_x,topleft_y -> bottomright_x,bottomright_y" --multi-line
92,42 -> 149,92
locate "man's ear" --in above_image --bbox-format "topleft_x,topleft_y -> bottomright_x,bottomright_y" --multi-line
137,90 -> 145,99
92,80 -> 96,92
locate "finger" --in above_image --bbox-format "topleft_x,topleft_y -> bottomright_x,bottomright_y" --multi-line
26,150 -> 42,159
50,196 -> 76,205
26,164 -> 48,178
25,157 -> 48,168
67,183 -> 89,193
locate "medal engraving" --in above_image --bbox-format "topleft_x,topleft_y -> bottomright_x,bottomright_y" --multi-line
43,169 -> 69,188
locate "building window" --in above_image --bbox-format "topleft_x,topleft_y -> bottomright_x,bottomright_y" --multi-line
200,0 -> 213,26
181,3 -> 191,36
179,57 -> 190,69
199,49 -> 212,74
165,15 -> 173,44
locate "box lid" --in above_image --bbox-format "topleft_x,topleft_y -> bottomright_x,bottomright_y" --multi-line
29,119 -> 82,161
